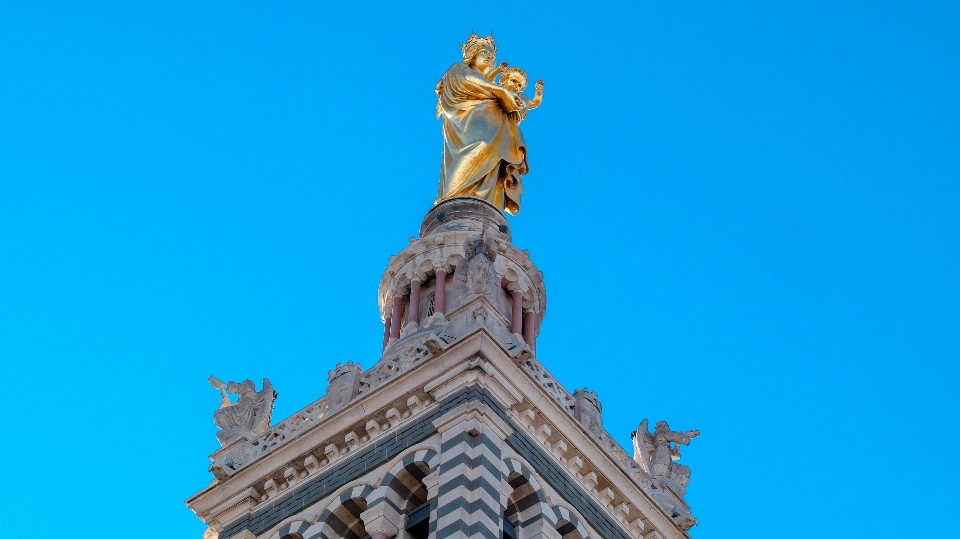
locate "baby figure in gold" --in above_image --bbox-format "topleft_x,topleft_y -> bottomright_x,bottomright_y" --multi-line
499,67 -> 543,123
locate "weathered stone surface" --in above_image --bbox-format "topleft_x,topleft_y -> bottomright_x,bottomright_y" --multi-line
209,377 -> 277,447
189,196 -> 701,539
324,361 -> 361,412
573,388 -> 603,438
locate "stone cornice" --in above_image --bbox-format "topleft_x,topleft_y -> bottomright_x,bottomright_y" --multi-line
455,335 -> 690,538
188,327 -> 691,538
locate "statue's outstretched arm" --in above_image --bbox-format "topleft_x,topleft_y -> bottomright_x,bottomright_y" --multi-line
528,80 -> 544,109
208,375 -> 232,408
667,429 -> 699,445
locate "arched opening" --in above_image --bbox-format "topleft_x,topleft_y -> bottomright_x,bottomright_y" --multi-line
386,461 -> 431,539
504,472 -> 540,539
555,519 -> 583,539
321,496 -> 368,539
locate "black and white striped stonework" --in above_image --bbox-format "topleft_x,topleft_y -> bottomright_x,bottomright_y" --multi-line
368,449 -> 438,515
434,426 -> 505,539
231,388 -> 641,539
306,485 -> 373,539
275,519 -> 310,539
504,458 -> 557,534
552,505 -> 592,539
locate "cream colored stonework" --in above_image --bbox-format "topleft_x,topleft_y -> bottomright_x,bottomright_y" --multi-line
187,198 -> 700,539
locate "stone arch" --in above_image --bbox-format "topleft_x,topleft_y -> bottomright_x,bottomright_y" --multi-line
445,252 -> 465,270
552,504 -> 592,539
370,448 -> 439,513
394,273 -> 412,298
501,268 -> 521,291
503,458 -> 556,533
415,260 -> 436,282
266,519 -> 310,539
305,484 -> 373,539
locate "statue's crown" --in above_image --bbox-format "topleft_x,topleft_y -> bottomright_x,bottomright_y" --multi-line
461,33 -> 496,60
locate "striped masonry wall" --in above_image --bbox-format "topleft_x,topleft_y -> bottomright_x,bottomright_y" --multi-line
305,485 -> 373,539
552,505 -> 592,539
223,386 -> 635,539
433,419 -> 506,539
275,519 -> 310,539
368,449 -> 438,517
503,458 -> 557,532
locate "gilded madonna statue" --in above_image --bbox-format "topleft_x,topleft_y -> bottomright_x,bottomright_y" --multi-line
435,34 -> 544,215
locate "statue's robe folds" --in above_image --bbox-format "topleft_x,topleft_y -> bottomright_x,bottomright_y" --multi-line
437,63 -> 528,215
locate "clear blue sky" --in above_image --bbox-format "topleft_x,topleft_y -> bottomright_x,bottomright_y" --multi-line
1,2 -> 958,538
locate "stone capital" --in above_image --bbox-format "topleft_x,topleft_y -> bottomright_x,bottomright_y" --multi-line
423,471 -> 441,501
361,500 -> 404,539
432,399 -> 513,442
504,279 -> 524,294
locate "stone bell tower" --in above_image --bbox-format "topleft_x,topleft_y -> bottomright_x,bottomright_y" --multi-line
186,196 -> 702,539
187,31 -> 702,539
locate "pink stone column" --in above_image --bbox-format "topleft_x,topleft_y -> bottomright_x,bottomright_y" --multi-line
390,296 -> 403,340
511,290 -> 523,334
408,279 -> 421,325
382,316 -> 391,350
434,270 -> 447,314
523,310 -> 537,353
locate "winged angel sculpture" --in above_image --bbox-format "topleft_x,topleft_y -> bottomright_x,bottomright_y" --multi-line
632,419 -> 700,497
209,376 -> 277,446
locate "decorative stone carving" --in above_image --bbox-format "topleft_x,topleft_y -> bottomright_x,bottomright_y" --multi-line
632,419 -> 699,497
209,376 -> 277,447
465,229 -> 500,297
674,512 -> 698,531
573,388 -> 603,438
325,362 -> 362,412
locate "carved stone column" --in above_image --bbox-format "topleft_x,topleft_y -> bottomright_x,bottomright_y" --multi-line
435,269 -> 447,315
523,310 -> 537,352
390,296 -> 404,340
511,290 -> 523,334
382,315 -> 392,350
408,278 -> 422,326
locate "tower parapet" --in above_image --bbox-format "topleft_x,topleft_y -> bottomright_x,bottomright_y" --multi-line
379,197 -> 546,355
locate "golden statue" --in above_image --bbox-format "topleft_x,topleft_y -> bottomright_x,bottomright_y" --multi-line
435,34 -> 544,215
